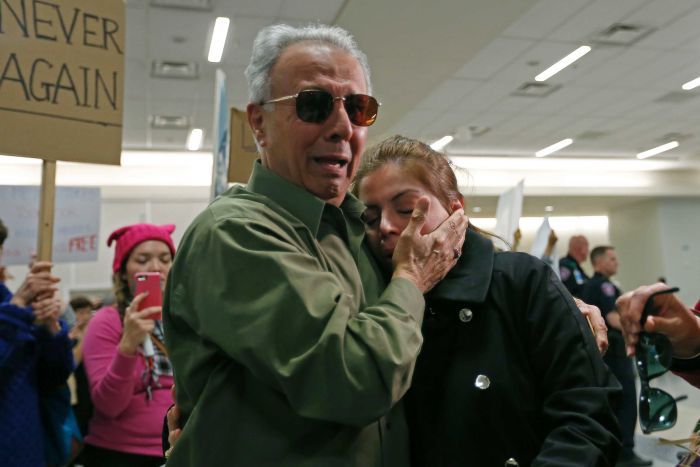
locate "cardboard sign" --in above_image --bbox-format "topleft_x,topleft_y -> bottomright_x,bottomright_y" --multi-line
493,179 -> 524,251
228,107 -> 258,184
0,186 -> 101,265
0,0 -> 125,164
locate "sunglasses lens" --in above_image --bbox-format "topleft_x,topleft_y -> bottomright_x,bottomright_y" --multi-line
639,387 -> 677,434
636,333 -> 673,380
345,94 -> 379,126
295,90 -> 334,123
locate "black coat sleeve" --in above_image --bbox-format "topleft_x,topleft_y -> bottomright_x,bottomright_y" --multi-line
521,259 -> 622,466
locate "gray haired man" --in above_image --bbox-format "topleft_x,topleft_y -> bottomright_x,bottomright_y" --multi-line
164,24 -> 466,466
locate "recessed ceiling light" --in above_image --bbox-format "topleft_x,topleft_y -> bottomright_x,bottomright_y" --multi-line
187,128 -> 204,151
682,76 -> 700,91
430,135 -> 454,152
535,138 -> 573,157
208,17 -> 230,63
636,141 -> 678,159
544,205 -> 554,212
472,206 -> 482,213
535,46 -> 591,82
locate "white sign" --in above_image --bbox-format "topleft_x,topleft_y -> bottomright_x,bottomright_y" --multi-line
530,217 -> 560,277
0,186 -> 100,265
493,180 -> 524,251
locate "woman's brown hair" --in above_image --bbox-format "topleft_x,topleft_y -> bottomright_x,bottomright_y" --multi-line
352,135 -> 462,212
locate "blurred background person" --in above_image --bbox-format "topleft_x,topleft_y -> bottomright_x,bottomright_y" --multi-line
78,224 -> 175,467
0,219 -> 73,466
559,234 -> 590,297
581,246 -> 651,467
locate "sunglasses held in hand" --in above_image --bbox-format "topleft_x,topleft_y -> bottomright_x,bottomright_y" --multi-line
635,286 -> 688,434
262,89 -> 380,126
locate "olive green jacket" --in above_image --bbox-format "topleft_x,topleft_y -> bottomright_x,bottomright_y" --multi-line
164,161 -> 424,466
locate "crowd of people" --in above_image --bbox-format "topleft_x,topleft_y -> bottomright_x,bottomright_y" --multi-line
1,21 -> 698,467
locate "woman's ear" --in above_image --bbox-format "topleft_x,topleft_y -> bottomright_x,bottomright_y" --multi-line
449,195 -> 465,212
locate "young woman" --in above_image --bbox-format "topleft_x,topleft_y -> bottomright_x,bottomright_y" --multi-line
353,135 -> 621,466
79,224 -> 175,467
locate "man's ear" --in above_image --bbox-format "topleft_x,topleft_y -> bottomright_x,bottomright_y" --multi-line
247,103 -> 266,148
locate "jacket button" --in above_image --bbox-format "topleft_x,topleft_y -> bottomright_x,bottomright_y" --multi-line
458,308 -> 473,322
505,458 -> 519,466
475,374 -> 490,390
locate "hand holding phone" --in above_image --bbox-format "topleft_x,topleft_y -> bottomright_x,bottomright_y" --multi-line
134,272 -> 162,320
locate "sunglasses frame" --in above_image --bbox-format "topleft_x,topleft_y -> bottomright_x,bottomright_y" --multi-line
635,286 -> 685,434
261,89 -> 380,127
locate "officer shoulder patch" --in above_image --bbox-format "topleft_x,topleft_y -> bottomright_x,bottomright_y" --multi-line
601,282 -> 616,297
560,267 -> 571,281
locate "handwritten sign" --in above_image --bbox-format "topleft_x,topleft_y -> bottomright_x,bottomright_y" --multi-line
0,186 -> 100,265
0,0 -> 125,164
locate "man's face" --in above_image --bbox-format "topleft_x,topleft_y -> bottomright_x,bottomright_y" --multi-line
248,42 -> 369,206
597,249 -> 619,277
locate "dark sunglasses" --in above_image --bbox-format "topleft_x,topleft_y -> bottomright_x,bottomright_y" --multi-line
262,89 -> 380,127
636,287 -> 688,434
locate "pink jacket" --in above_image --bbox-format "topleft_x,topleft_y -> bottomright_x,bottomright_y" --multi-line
82,306 -> 173,457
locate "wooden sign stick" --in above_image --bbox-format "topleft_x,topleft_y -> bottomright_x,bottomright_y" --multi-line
37,160 -> 56,262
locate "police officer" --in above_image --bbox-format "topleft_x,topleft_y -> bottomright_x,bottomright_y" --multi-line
559,235 -> 590,296
580,246 -> 652,467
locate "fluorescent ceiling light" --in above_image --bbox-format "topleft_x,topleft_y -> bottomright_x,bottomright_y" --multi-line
207,17 -> 230,63
187,128 -> 204,151
636,141 -> 678,159
535,46 -> 591,82
535,138 -> 573,157
430,135 -> 454,151
681,76 -> 700,90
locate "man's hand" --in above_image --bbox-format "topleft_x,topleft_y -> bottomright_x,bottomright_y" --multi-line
165,385 -> 182,458
10,261 -> 59,308
392,197 -> 468,293
617,283 -> 700,358
573,298 -> 608,355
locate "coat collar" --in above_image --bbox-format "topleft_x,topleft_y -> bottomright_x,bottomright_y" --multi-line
426,225 -> 494,305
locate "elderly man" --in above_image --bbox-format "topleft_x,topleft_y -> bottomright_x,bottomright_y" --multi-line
163,24 -> 466,466
559,234 -> 590,296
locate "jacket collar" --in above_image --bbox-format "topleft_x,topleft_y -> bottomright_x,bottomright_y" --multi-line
426,225 -> 494,305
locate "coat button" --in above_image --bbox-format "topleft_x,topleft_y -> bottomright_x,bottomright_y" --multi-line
475,374 -> 490,390
505,458 -> 519,466
458,307 -> 473,322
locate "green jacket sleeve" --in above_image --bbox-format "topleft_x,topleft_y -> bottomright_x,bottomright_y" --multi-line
172,213 -> 424,427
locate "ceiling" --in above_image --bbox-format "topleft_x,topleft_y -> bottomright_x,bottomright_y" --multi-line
119,0 -> 700,214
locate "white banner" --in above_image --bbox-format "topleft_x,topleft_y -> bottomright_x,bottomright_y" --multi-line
0,186 -> 100,265
493,180 -> 524,251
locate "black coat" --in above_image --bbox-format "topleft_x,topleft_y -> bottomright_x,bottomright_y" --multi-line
405,227 -> 621,467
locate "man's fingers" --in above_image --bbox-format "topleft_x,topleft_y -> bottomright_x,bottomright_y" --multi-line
402,196 -> 430,238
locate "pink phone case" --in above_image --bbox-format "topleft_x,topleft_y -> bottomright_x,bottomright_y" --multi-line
134,272 -> 162,319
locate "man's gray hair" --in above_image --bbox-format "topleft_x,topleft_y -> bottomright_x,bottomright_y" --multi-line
245,23 -> 372,104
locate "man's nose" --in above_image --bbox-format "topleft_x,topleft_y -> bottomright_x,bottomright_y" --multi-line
324,99 -> 353,142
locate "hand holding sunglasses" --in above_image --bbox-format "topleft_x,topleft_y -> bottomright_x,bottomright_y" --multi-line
635,287 -> 689,434
262,89 -> 380,127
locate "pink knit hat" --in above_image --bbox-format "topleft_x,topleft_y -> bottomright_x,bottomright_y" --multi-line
107,223 -> 176,273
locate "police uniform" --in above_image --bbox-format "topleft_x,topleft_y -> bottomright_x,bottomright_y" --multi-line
581,272 -> 638,461
558,254 -> 589,297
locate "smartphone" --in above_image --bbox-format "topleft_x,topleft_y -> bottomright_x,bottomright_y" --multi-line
134,272 -> 162,319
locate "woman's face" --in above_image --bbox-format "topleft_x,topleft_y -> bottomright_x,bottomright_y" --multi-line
122,240 -> 173,293
358,163 -> 459,271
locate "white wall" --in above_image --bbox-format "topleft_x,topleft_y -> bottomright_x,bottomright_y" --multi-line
658,198 -> 700,306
